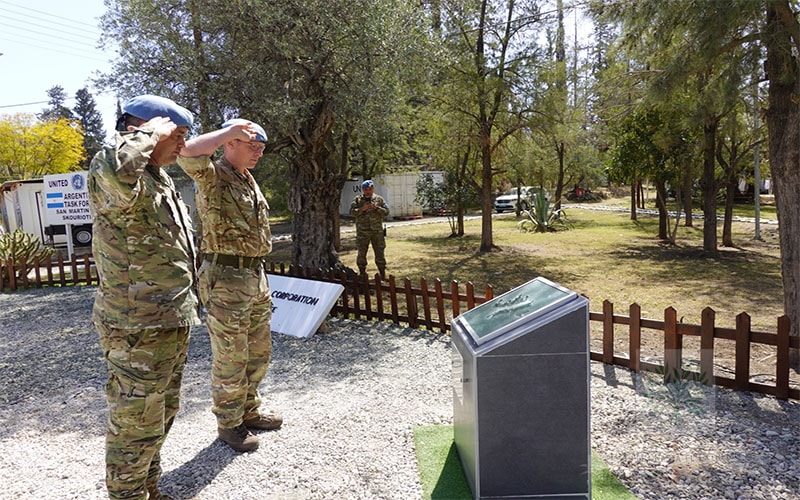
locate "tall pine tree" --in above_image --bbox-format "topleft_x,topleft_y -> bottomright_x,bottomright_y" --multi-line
73,87 -> 105,168
38,86 -> 73,122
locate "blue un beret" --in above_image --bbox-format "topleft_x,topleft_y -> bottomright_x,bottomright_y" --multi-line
222,118 -> 267,143
362,180 -> 374,189
122,95 -> 194,127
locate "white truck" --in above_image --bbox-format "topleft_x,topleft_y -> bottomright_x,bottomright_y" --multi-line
0,177 -> 93,248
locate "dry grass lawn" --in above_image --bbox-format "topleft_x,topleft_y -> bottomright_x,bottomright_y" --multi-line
270,197 -> 793,387
273,202 -> 783,331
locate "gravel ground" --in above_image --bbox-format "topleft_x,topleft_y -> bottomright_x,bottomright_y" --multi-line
0,286 -> 798,500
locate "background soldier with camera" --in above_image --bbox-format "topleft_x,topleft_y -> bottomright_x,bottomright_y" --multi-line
349,179 -> 390,278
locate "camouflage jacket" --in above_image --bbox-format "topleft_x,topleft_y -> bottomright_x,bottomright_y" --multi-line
177,156 -> 272,257
88,128 -> 200,329
349,194 -> 390,233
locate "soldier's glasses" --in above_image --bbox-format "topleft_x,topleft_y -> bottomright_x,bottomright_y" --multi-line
236,140 -> 266,153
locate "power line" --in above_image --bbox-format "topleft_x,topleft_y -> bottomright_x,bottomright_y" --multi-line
0,35 -> 108,63
0,87 -> 119,110
0,11 -> 100,43
0,0 -> 107,62
0,0 -> 104,51
0,99 -> 50,109
0,7 -> 101,40
0,21 -> 100,51
0,0 -> 101,32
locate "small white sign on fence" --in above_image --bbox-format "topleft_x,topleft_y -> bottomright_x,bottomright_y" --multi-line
268,274 -> 344,338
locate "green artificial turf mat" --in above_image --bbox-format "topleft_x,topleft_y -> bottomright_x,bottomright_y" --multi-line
413,425 -> 637,500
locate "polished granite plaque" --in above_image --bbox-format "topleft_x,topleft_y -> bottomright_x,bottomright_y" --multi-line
453,276 -> 576,346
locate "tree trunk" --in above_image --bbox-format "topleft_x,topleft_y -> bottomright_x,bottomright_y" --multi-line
289,159 -> 343,270
554,141 -> 566,211
629,174 -> 637,221
479,139 -> 494,251
654,179 -> 668,241
286,101 -> 345,271
721,171 -> 736,247
332,212 -> 341,252
700,119 -> 719,253
333,131 -> 351,253
765,1 -> 800,370
477,0 -> 494,253
682,161 -> 693,227
638,179 -> 645,209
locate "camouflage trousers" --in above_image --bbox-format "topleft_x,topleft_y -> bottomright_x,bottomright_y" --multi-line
198,260 -> 273,428
355,229 -> 386,274
96,323 -> 190,500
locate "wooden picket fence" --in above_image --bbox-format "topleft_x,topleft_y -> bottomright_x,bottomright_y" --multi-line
2,256 -> 798,401
593,301 -> 799,401
0,254 -> 95,290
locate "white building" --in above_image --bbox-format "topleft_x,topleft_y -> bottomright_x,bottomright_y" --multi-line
339,171 -> 444,219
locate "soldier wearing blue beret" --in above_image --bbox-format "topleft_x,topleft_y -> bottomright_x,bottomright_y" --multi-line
89,94 -> 199,500
177,118 -> 282,452
117,94 -> 194,129
350,179 -> 390,277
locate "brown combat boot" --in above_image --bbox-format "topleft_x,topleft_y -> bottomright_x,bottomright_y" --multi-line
147,487 -> 174,500
145,477 -> 174,500
243,412 -> 283,431
218,423 -> 259,452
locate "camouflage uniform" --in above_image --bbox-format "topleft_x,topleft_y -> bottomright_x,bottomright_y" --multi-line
89,128 -> 199,500
177,155 -> 273,429
349,193 -> 390,275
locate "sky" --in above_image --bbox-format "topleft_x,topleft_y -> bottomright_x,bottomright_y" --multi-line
0,0 -> 117,131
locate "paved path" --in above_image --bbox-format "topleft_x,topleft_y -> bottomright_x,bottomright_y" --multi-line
561,203 -> 778,225
272,204 -> 777,242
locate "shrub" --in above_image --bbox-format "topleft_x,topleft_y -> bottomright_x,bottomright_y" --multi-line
0,229 -> 56,280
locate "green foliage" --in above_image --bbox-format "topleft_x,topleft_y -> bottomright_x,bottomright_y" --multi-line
607,107 -> 673,184
0,114 -> 85,182
38,85 -> 74,122
416,171 -> 480,236
73,87 -> 106,168
97,0 -> 432,269
0,229 -> 56,280
431,0 -> 548,249
516,188 -> 569,233
415,173 -> 446,214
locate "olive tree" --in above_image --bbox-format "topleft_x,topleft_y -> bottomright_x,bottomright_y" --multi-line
98,0 -> 431,270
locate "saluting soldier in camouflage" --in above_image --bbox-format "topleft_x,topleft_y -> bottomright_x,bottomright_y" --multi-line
89,95 -> 200,500
177,118 -> 281,453
349,179 -> 390,277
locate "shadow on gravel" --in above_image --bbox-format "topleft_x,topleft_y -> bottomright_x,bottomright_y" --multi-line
161,441 -> 238,498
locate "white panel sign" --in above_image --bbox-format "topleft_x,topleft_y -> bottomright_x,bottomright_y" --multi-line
43,171 -> 92,225
268,274 -> 344,338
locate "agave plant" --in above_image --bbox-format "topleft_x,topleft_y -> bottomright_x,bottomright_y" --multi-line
516,188 -> 569,233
